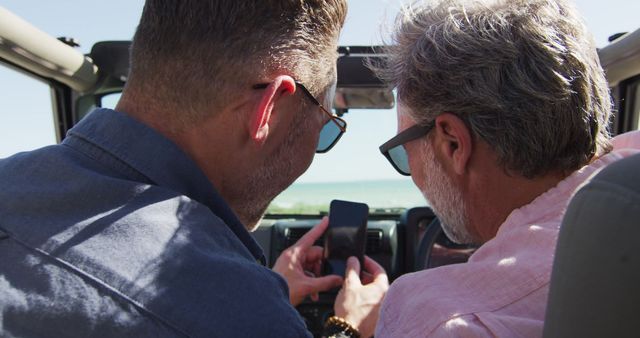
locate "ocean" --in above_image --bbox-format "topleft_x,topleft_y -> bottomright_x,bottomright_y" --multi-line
267,179 -> 428,214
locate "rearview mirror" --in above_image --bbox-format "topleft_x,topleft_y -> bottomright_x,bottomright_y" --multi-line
88,42 -> 397,112
334,87 -> 394,110
335,47 -> 395,111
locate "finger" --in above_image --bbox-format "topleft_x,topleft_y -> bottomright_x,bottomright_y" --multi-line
295,216 -> 329,248
361,270 -> 374,285
363,256 -> 389,285
313,260 -> 322,277
362,255 -> 384,276
345,256 -> 362,287
304,246 -> 325,263
306,274 -> 343,294
302,247 -> 324,271
310,292 -> 319,302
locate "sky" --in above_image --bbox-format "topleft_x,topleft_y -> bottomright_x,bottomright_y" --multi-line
1,0 -> 640,184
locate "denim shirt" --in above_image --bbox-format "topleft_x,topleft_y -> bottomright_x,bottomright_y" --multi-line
0,108 -> 310,337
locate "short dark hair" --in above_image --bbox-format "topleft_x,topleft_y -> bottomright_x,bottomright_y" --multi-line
128,0 -> 347,123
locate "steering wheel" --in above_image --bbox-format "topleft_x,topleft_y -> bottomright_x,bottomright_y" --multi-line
414,217 -> 444,270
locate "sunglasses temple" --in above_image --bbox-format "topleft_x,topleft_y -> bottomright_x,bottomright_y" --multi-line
319,106 -> 346,132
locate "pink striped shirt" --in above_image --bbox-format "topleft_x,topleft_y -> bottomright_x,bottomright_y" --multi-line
376,131 -> 640,337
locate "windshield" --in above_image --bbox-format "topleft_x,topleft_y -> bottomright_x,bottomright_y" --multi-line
267,179 -> 426,214
266,107 -> 426,215
2,0 -> 639,216
267,2 -> 425,215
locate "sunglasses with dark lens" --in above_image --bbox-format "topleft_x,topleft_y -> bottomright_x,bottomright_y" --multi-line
252,81 -> 347,153
379,121 -> 435,176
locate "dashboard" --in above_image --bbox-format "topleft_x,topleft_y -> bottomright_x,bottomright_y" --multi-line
251,207 -> 476,337
253,218 -> 400,335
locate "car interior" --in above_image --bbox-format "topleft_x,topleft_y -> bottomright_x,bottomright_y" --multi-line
1,6 -> 639,337
542,152 -> 640,338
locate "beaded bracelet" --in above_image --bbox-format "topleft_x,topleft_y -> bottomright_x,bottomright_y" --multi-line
324,315 -> 361,338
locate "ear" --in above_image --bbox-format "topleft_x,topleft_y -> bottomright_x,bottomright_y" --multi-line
432,113 -> 473,175
249,75 -> 296,145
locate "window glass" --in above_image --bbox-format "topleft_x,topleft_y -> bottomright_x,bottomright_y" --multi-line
0,64 -> 56,158
630,79 -> 640,131
100,92 -> 121,109
267,108 -> 427,215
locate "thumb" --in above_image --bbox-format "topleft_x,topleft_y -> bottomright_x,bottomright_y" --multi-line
308,275 -> 343,294
345,256 -> 362,287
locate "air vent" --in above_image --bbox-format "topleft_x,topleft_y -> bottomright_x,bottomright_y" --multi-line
366,229 -> 383,254
284,227 -> 309,247
283,227 -> 384,253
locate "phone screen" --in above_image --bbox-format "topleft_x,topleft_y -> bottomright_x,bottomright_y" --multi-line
323,199 -> 369,277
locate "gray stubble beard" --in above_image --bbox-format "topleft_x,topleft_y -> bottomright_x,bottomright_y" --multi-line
420,140 -> 474,244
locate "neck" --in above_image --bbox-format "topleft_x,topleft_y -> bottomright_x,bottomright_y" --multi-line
115,94 -> 252,219
463,144 -> 568,243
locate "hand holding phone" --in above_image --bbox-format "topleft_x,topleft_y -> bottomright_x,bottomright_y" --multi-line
323,199 -> 369,277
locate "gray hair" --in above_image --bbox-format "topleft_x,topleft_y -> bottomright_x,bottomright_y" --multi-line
375,0 -> 612,178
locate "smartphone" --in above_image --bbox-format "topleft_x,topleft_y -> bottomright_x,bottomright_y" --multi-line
323,199 -> 369,277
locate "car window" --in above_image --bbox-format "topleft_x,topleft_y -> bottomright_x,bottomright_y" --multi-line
100,93 -> 121,110
626,76 -> 640,130
0,64 -> 57,158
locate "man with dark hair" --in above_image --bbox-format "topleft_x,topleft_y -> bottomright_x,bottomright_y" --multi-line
336,0 -> 640,336
0,1 -> 387,337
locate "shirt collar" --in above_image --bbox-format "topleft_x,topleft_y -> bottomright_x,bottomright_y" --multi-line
499,130 -> 640,234
64,108 -> 266,264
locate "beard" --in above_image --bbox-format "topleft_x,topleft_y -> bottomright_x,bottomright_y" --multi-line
234,110 -> 314,231
419,140 -> 474,244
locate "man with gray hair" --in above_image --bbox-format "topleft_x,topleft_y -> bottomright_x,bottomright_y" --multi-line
0,1 -> 388,337
336,0 -> 640,336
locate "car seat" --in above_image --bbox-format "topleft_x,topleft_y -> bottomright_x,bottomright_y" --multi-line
543,153 -> 640,338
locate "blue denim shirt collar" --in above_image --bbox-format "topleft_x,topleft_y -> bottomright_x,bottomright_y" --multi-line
63,108 -> 266,264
